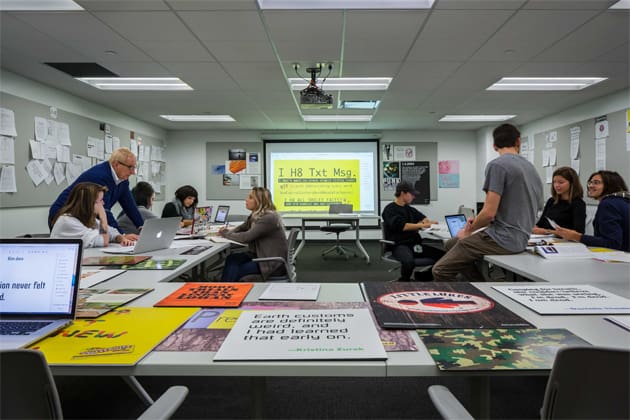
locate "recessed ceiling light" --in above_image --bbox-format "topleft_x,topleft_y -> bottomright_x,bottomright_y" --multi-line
0,0 -> 83,10
76,77 -> 193,91
160,115 -> 235,122
439,115 -> 516,122
303,115 -> 373,122
487,77 -> 606,91
257,0 -> 434,9
339,100 -> 380,110
610,0 -> 630,9
289,78 -> 392,91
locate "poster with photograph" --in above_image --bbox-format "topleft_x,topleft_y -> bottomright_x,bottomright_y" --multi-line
240,174 -> 259,189
394,146 -> 415,161
223,173 -> 238,186
382,144 -> 393,161
400,161 -> 430,204
246,152 -> 260,174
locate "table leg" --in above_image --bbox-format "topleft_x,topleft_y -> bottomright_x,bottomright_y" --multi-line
250,377 -> 265,419
122,376 -> 154,407
469,376 -> 490,419
353,221 -> 370,264
293,219 -> 306,259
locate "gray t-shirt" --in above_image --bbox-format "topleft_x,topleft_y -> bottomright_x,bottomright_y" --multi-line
116,206 -> 156,234
483,153 -> 543,252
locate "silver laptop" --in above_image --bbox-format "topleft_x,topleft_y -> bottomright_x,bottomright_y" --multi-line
103,217 -> 181,254
445,214 -> 468,238
0,238 -> 82,349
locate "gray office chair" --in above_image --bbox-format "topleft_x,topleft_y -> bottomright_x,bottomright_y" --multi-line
320,204 -> 356,259
457,204 -> 475,219
427,346 -> 630,420
252,228 -> 299,282
379,223 -> 433,280
0,349 -> 189,420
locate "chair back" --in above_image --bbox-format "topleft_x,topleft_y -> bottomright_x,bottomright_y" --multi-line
285,228 -> 299,281
540,346 -> 630,419
1,349 -> 63,419
329,204 -> 352,214
457,205 -> 475,219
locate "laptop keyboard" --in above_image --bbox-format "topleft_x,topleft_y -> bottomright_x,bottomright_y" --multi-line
0,321 -> 52,335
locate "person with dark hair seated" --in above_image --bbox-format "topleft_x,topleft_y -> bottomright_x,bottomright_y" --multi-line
117,181 -> 157,234
533,166 -> 586,234
554,170 -> 630,252
161,185 -> 198,227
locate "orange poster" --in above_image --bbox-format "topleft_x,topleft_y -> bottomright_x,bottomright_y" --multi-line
154,283 -> 254,308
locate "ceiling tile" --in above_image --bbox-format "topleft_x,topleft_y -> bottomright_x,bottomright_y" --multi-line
179,11 -> 266,41
94,11 -> 197,41
202,41 -> 276,62
160,62 -> 238,90
166,0 -> 258,10
76,1 -> 170,11
435,0 -> 526,9
135,40 -> 215,62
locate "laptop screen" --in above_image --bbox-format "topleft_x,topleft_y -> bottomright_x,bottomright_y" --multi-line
445,214 -> 468,238
0,239 -> 82,317
214,206 -> 230,224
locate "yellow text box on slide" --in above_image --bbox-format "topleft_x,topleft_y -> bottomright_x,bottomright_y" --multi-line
274,160 -> 360,212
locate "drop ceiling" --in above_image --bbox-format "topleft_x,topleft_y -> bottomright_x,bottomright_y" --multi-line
1,0 -> 628,131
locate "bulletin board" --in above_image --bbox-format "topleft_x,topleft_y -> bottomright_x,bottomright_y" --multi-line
205,142 -> 263,200
379,141 -> 438,202
528,108 -> 629,200
0,92 -> 166,209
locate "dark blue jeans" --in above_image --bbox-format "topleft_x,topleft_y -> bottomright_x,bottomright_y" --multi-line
392,244 -> 442,281
221,252 -> 261,281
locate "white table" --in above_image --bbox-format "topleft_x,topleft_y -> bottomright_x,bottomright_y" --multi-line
282,213 -> 379,264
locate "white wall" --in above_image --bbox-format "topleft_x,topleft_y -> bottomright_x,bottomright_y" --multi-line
0,70 -> 166,237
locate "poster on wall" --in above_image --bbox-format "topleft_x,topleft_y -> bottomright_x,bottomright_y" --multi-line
382,144 -> 393,161
394,145 -> 415,161
438,160 -> 460,188
382,161 -> 400,191
400,161 -> 430,204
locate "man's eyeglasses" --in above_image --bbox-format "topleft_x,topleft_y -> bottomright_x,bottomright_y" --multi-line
117,161 -> 136,170
587,180 -> 602,186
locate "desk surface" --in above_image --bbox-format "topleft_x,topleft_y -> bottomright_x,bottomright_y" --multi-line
52,277 -> 630,377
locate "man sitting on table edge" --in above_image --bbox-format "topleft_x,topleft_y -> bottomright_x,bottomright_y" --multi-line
381,181 -> 444,282
432,123 -> 544,282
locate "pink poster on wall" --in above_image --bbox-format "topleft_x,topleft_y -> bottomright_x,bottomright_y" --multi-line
438,160 -> 460,188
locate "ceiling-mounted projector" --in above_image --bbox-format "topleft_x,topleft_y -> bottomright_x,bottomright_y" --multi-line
298,65 -> 333,109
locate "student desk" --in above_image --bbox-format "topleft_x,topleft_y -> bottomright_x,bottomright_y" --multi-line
81,240 -> 230,282
282,213 -> 379,264
48,279 -> 629,418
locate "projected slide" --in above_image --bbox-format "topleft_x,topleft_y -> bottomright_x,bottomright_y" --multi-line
266,142 -> 378,213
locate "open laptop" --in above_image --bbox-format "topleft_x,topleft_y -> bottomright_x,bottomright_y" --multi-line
213,205 -> 230,224
176,206 -> 214,239
0,238 -> 82,349
445,214 -> 468,238
103,217 -> 181,254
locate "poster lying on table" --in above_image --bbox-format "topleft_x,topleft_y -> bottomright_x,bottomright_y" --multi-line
417,328 -> 589,371
29,307 -> 197,365
154,283 -> 253,307
492,285 -> 630,314
214,309 -> 387,361
362,282 -> 533,329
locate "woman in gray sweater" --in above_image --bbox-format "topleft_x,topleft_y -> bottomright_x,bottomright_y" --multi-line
219,187 -> 288,281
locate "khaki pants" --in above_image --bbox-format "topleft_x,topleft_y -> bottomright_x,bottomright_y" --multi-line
431,231 -> 516,282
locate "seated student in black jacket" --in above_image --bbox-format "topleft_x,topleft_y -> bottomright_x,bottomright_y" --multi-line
161,185 -> 198,228
532,166 -> 586,234
381,182 -> 444,282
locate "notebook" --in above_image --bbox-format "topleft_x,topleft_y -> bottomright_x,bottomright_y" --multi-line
214,205 -> 230,224
103,217 -> 181,254
0,238 -> 82,349
444,214 -> 468,238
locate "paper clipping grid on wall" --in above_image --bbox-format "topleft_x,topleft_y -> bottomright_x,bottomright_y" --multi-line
0,107 -> 17,137
214,308 -> 387,361
492,285 -> 630,315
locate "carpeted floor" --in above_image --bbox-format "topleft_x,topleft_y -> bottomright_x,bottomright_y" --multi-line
56,240 -> 547,419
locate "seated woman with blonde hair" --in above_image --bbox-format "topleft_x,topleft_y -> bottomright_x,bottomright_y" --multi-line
218,187 -> 288,281
51,182 -> 138,248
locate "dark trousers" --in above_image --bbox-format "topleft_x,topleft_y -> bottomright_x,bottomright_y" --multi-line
221,252 -> 260,281
392,244 -> 444,281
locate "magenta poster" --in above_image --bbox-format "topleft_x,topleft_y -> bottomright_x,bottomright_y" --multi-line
438,160 -> 460,188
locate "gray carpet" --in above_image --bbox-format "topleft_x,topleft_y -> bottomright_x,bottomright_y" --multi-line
57,240 -> 547,419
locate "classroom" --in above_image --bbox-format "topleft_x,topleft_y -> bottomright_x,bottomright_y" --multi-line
0,1 -> 629,419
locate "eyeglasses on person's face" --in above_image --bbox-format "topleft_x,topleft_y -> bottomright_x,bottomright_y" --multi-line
587,180 -> 603,186
117,160 -> 136,171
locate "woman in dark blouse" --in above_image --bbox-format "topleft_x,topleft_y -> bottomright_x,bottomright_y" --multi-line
532,166 -> 586,234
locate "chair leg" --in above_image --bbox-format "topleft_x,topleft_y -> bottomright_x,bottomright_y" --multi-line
322,234 -> 356,259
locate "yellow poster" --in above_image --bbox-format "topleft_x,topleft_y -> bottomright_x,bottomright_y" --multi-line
273,159 -> 361,212
30,307 -> 197,365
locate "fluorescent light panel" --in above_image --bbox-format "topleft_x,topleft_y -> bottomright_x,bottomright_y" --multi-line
610,0 -> 630,9
160,115 -> 235,122
303,115 -> 372,122
340,100 -> 380,110
289,78 -> 391,91
487,77 -> 606,91
439,115 -> 515,122
76,77 -> 193,91
0,0 -> 83,10
258,0 -> 434,9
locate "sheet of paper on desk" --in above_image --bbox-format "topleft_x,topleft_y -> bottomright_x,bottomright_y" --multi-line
605,315 -> 630,332
213,308 -> 387,361
259,283 -> 320,301
79,269 -> 126,288
534,243 -> 592,258
76,288 -> 153,318
492,285 -> 630,315
417,328 -> 590,371
209,236 -> 246,246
